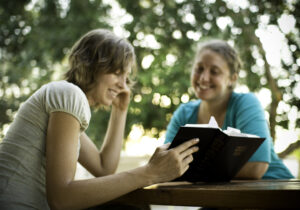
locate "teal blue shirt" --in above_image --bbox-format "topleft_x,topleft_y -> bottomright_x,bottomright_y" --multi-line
165,92 -> 294,179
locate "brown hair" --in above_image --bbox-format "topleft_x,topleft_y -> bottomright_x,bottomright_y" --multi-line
65,29 -> 136,93
194,39 -> 242,76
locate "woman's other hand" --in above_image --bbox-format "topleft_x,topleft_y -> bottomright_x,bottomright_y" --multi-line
146,138 -> 199,184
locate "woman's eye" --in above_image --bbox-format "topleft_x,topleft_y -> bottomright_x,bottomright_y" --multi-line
195,66 -> 203,73
114,70 -> 122,75
211,67 -> 220,75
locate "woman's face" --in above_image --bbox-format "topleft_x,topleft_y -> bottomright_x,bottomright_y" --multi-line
191,49 -> 236,102
87,66 -> 131,107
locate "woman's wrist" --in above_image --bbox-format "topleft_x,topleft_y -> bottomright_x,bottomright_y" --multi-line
111,105 -> 128,115
125,165 -> 156,188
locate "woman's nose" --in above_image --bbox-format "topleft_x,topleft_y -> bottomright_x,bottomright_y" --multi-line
118,74 -> 126,88
200,69 -> 210,81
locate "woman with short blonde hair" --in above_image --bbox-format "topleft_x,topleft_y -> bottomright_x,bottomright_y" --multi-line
0,29 -> 199,210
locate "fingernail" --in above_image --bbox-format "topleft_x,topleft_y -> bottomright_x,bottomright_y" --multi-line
194,138 -> 199,142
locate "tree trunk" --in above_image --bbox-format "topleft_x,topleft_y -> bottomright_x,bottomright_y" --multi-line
278,140 -> 300,158
254,37 -> 300,158
254,37 -> 282,141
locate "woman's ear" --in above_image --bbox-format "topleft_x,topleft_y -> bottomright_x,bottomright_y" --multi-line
229,73 -> 238,88
231,73 -> 238,82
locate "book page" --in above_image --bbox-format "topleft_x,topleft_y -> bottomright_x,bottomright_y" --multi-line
184,116 -> 259,138
184,116 -> 219,129
223,127 -> 259,138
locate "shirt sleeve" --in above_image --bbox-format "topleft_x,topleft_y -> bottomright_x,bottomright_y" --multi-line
232,93 -> 271,163
44,81 -> 91,132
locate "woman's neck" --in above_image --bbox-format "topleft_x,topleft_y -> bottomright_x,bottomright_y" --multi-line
197,92 -> 232,127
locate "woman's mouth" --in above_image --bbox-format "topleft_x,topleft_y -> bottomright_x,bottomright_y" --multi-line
195,83 -> 212,91
108,89 -> 118,98
199,85 -> 210,90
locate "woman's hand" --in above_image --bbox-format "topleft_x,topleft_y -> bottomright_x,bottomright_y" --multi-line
112,84 -> 131,111
146,138 -> 199,184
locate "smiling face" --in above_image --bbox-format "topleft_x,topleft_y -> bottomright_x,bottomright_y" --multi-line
87,66 -> 131,107
191,49 -> 237,103
65,29 -> 136,100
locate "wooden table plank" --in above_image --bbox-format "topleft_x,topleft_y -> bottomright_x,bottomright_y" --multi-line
112,180 -> 300,208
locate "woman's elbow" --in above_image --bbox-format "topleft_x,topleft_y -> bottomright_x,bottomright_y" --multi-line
91,167 -> 116,177
235,162 -> 269,179
47,195 -> 65,210
46,185 -> 72,210
247,170 -> 265,179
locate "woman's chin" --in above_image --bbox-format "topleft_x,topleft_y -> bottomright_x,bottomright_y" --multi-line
196,93 -> 214,101
96,98 -> 113,107
103,100 -> 113,106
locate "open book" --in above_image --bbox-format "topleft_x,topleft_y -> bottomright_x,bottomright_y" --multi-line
168,117 -> 265,182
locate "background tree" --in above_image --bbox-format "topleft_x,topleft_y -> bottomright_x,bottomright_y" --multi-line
0,0 -> 111,142
1,0 -> 299,161
117,0 -> 300,158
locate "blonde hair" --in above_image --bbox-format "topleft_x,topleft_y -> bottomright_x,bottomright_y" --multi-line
65,29 -> 136,93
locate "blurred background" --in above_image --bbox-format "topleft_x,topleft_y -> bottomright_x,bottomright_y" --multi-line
1,0 -> 300,186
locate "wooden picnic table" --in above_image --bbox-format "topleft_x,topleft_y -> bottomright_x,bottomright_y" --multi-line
111,179 -> 300,209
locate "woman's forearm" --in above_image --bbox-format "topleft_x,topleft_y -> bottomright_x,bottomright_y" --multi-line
49,138 -> 200,210
235,162 -> 269,179
48,165 -> 153,210
98,107 -> 128,174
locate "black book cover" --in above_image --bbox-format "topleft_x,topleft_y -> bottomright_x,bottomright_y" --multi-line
168,126 -> 265,182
